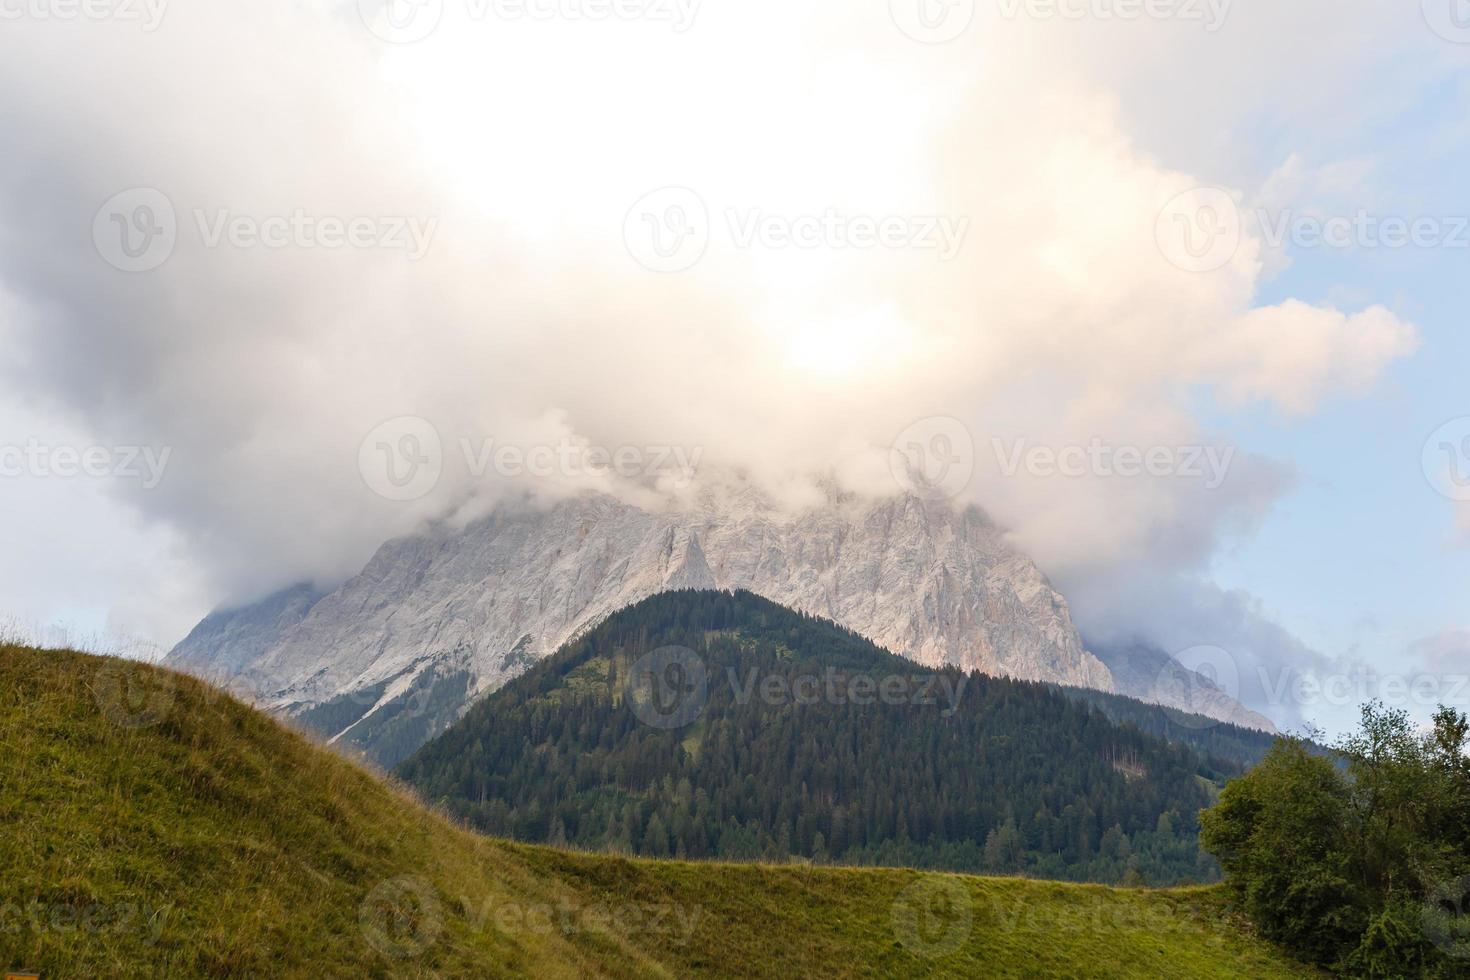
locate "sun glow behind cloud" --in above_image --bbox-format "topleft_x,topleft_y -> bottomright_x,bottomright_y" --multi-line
377,3 -> 943,260
779,307 -> 916,381
0,0 -> 1444,723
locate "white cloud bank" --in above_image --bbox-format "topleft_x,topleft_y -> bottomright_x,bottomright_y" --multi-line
0,0 -> 1442,695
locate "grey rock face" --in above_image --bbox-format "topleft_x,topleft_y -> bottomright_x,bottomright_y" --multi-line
1090,642 -> 1278,734
168,582 -> 324,678
166,485 -> 1264,757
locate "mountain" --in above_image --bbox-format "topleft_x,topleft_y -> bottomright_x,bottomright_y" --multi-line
401,590 -> 1250,885
1090,642 -> 1279,734
169,480 -> 1271,766
169,484 -> 1125,764
1,641 -> 1317,978
167,581 -> 325,678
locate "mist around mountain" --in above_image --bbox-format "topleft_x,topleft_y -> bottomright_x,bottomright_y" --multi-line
1088,642 -> 1279,735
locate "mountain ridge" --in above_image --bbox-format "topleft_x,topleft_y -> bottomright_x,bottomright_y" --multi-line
168,483 -> 1271,764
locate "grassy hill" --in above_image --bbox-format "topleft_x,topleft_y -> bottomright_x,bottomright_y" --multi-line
0,644 -> 1318,978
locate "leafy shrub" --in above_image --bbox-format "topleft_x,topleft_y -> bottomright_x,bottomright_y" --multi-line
1200,703 -> 1470,976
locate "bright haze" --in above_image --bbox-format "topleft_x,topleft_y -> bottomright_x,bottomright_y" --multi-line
1,0 -> 1467,736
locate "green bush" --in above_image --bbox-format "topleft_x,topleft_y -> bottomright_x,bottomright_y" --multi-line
1200,703 -> 1470,977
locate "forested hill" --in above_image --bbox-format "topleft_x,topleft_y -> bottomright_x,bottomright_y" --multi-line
400,590 -> 1248,885
1058,686 -> 1281,778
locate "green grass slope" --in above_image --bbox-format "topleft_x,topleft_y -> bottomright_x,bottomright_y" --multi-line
1,645 -> 1317,978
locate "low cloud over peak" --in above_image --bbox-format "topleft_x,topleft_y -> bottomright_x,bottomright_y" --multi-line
0,0 -> 1433,675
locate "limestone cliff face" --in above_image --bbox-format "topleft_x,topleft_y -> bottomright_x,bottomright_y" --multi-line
169,486 -> 1127,757
1089,642 -> 1279,734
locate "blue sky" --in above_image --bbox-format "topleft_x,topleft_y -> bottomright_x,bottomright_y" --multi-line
1191,60 -> 1470,732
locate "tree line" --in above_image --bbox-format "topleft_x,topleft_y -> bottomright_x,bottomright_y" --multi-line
401,590 -> 1242,885
1201,702 -> 1470,976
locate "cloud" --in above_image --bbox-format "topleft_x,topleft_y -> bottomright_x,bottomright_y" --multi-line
1409,629 -> 1470,678
1066,568 -> 1334,730
1199,303 -> 1418,415
0,0 -> 1430,650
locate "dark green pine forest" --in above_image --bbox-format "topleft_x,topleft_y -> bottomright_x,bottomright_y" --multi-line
400,590 -> 1270,885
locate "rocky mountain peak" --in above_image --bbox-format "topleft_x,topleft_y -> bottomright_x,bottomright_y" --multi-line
167,483 -> 1271,762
